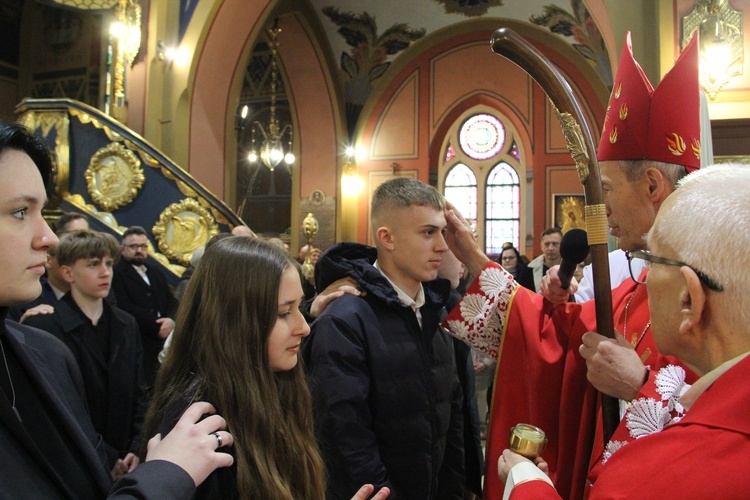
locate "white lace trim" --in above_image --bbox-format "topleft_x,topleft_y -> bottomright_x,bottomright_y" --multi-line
604,364 -> 692,463
602,440 -> 627,464
655,364 -> 689,414
444,265 -> 515,359
626,397 -> 671,438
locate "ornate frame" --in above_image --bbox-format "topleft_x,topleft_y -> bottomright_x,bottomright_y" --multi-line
152,198 -> 220,266
85,142 -> 145,211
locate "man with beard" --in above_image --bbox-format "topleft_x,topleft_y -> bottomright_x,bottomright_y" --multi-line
112,226 -> 178,386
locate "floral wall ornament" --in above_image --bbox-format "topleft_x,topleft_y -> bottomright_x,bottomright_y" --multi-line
85,142 -> 145,211
432,0 -> 504,17
152,199 -> 219,266
321,6 -> 425,138
530,0 -> 612,88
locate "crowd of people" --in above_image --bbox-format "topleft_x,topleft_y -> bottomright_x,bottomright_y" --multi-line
2,26 -> 749,500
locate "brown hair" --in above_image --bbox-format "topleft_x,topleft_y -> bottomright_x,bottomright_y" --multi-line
55,230 -> 120,267
52,212 -> 88,234
141,237 -> 325,499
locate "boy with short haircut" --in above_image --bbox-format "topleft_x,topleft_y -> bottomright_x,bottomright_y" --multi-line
303,177 -> 465,499
25,229 -> 147,479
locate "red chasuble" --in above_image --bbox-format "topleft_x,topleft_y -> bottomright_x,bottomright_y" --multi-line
509,353 -> 750,499
444,262 -> 697,499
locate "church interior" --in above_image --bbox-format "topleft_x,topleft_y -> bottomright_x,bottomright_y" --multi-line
1,0 -> 748,281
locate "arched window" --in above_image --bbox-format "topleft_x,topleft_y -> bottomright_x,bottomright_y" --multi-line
441,110 -> 524,255
486,163 -> 521,254
444,163 -> 477,228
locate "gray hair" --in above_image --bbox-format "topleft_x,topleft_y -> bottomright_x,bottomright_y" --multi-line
651,163 -> 750,327
619,159 -> 688,186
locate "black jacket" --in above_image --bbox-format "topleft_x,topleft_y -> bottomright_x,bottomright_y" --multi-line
1,312 -> 194,499
25,295 -> 147,466
112,259 -> 178,386
303,243 -> 465,499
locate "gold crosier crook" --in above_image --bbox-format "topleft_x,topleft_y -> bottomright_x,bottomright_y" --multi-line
490,28 -> 618,444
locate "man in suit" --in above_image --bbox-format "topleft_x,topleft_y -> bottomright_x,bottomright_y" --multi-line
0,119 -> 234,498
112,226 -> 178,386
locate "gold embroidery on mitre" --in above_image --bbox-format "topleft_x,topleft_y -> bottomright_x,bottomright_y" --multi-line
619,103 -> 628,120
609,127 -> 618,144
614,82 -> 622,99
604,104 -> 611,125
691,138 -> 701,160
666,133 -> 686,156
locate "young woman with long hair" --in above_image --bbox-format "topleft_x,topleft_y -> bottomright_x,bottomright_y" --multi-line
141,236 -> 319,498
141,237 -> 387,499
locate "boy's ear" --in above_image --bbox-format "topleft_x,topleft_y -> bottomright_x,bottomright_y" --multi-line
59,265 -> 75,284
375,225 -> 395,251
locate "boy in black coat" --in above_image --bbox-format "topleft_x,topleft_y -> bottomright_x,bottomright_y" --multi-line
25,230 -> 147,478
304,177 -> 465,499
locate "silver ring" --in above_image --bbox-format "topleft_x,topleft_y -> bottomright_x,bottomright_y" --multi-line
213,432 -> 223,448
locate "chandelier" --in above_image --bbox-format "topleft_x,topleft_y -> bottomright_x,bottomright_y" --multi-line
241,20 -> 295,171
682,0 -> 744,100
111,0 -> 142,63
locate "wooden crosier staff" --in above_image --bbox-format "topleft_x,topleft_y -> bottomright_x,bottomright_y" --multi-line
490,28 -> 619,443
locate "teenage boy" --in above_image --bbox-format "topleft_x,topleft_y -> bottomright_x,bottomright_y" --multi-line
25,229 -> 147,479
303,177 -> 465,499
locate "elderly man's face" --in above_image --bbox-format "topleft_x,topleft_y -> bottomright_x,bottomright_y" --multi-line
645,224 -> 684,358
600,161 -> 657,251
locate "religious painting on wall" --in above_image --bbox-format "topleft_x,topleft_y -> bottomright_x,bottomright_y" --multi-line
552,194 -> 585,234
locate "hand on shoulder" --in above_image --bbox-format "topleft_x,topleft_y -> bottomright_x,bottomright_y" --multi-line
144,402 -> 234,487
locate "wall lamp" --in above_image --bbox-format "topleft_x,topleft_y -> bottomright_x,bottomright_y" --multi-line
156,40 -> 188,67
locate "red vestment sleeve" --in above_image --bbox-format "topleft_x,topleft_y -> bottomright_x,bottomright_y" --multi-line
444,262 -> 697,499
445,262 -> 598,499
510,479 -> 561,499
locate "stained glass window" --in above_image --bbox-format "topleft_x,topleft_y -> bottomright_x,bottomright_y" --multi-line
486,162 -> 521,253
509,140 -> 520,160
444,163 -> 477,229
459,114 -> 505,160
445,144 -> 456,162
442,111 -> 523,257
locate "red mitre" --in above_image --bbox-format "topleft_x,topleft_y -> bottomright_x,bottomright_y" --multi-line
597,31 -> 701,172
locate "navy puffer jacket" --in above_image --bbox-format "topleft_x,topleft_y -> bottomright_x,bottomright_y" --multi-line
304,242 -> 465,499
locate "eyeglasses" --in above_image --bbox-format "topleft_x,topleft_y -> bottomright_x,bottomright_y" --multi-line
124,243 -> 148,251
626,249 -> 724,292
501,255 -> 517,262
